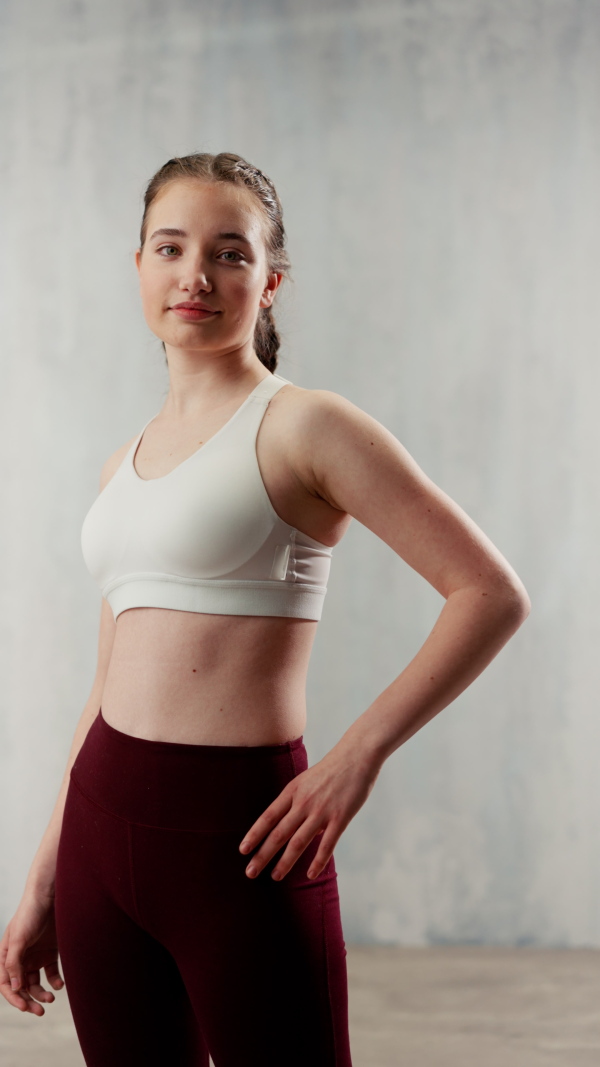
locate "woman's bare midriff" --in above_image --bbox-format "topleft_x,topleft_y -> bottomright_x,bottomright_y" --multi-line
99,607 -> 319,746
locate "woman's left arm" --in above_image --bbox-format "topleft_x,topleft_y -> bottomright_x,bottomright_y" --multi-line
240,389 -> 532,881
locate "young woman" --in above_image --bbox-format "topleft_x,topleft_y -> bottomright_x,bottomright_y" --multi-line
0,152 -> 530,1066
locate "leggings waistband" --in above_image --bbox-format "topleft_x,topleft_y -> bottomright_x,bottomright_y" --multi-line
69,708 -> 307,833
97,707 -> 306,756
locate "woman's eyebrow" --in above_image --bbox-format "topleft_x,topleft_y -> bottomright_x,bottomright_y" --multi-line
148,227 -> 252,245
216,231 -> 251,244
149,227 -> 187,241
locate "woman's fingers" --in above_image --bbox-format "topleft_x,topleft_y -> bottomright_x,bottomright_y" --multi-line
17,986 -> 46,1015
239,789 -> 295,856
25,969 -> 55,1003
1,938 -> 27,1008
0,974 -> 27,1012
272,820 -> 334,880
0,974 -> 45,1015
243,807 -> 310,878
305,823 -> 341,880
245,812 -> 325,880
44,961 -> 65,989
0,965 -> 56,1014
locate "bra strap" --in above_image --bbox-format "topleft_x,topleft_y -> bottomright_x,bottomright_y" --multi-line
251,373 -> 293,403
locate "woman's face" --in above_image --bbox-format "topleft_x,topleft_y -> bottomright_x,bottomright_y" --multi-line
135,179 -> 281,358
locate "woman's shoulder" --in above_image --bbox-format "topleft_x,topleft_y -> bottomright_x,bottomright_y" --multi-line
275,376 -> 358,414
268,378 -> 396,504
273,378 -> 372,439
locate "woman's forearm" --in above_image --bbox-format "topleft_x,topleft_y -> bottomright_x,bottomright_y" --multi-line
23,698 -> 102,902
337,580 -> 531,768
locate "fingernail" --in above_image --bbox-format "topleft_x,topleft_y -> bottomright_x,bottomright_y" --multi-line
272,869 -> 281,880
11,978 -> 20,990
246,864 -> 256,877
307,869 -> 316,879
239,842 -> 250,854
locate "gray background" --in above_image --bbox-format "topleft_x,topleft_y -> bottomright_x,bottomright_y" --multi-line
1,0 -> 598,946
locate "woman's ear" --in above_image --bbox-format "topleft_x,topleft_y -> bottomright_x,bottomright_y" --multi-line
259,271 -> 283,309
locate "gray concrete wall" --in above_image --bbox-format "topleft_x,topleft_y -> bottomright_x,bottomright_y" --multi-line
1,0 -> 598,945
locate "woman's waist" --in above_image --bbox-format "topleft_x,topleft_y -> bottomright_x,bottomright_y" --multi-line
101,651 -> 307,744
99,688 -> 307,747
102,609 -> 311,742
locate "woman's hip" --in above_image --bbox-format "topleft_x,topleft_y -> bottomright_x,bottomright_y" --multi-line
68,706 -> 308,833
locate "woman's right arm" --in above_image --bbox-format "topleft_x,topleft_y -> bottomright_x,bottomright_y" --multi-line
0,444 -> 132,1012
0,595 -> 116,1013
23,437 -> 130,902
24,595 -> 116,902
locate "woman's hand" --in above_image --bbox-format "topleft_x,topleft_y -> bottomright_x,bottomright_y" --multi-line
0,892 -> 65,1015
239,739 -> 382,881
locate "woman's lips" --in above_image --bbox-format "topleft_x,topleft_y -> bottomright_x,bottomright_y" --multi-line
170,307 -> 219,321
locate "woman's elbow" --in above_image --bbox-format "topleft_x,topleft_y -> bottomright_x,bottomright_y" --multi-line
493,576 -> 532,630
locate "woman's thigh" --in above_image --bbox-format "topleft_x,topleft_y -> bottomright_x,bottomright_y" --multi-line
54,778 -> 210,1067
131,825 -> 353,1067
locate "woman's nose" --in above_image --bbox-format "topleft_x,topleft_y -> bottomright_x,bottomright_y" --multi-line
178,259 -> 213,292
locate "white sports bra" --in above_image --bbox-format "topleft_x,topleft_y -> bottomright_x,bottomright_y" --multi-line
81,373 -> 334,621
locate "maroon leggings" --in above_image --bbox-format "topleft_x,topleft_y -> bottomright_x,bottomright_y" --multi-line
54,708 -> 352,1066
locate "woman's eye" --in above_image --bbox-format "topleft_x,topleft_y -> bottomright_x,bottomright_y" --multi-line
155,246 -> 243,261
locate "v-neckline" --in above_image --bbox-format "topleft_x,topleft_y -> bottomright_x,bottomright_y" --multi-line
130,374 -> 272,483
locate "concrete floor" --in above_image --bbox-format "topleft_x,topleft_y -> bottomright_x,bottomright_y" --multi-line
1,946 -> 599,1065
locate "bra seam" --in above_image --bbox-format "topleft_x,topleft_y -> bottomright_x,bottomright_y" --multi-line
290,528 -> 298,583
